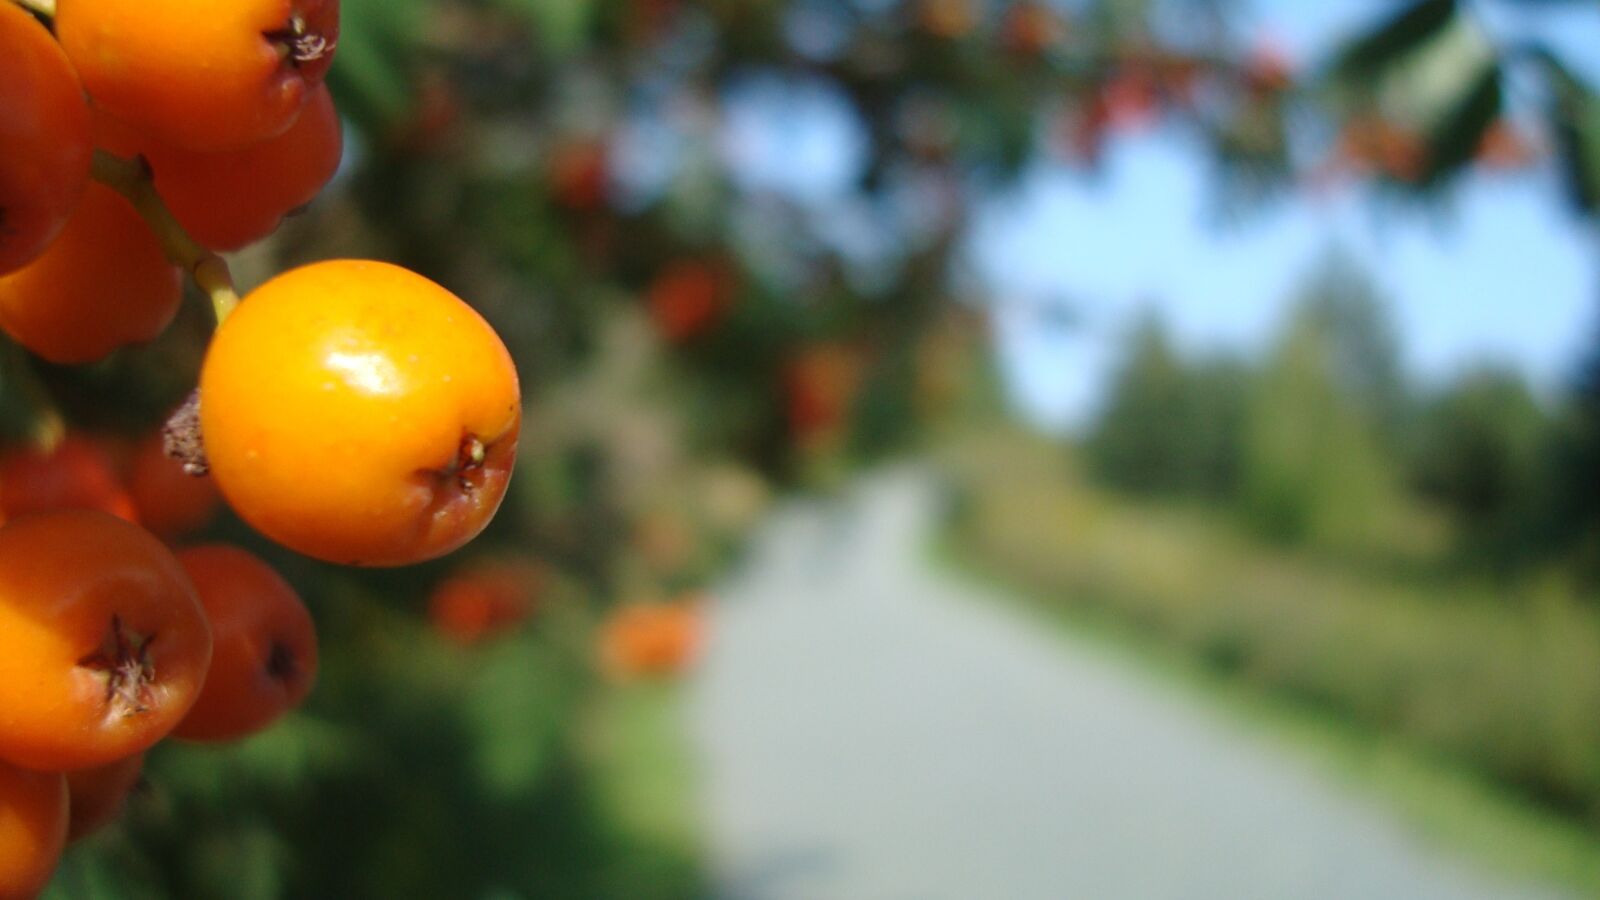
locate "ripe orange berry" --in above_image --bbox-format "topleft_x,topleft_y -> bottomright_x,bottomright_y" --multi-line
0,182 -> 181,364
200,260 -> 521,566
94,85 -> 343,251
172,545 -> 317,742
0,760 -> 67,897
0,1 -> 93,276
0,435 -> 139,523
65,753 -> 143,842
0,511 -> 212,772
428,559 -> 541,645
127,431 -> 220,540
57,0 -> 339,152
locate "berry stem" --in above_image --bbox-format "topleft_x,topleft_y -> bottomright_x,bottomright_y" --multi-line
8,0 -> 54,18
90,150 -> 240,323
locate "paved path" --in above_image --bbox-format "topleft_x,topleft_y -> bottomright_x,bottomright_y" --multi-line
688,468 -> 1574,900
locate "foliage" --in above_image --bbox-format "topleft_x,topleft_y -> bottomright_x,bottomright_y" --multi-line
1239,304 -> 1400,551
1087,315 -> 1249,499
1411,368 -> 1552,568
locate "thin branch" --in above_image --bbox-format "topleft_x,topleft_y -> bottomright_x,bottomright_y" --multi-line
91,150 -> 240,323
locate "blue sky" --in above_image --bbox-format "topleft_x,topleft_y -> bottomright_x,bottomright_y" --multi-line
979,0 -> 1600,431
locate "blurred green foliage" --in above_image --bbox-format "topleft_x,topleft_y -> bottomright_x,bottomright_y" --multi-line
1085,249 -> 1584,572
1087,316 -> 1248,499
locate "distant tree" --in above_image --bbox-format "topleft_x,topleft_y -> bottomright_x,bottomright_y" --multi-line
1411,368 -> 1549,565
1088,313 -> 1249,498
1294,247 -> 1411,445
1239,306 -> 1397,551
1545,313 -> 1600,577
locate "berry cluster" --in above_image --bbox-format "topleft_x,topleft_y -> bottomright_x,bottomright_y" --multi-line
0,0 -> 520,891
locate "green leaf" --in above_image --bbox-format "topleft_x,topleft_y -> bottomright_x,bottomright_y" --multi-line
1422,63 -> 1501,183
1332,0 -> 1459,85
1372,11 -> 1497,132
1537,50 -> 1600,215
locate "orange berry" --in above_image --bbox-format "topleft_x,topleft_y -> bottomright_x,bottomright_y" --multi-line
57,0 -> 339,152
598,599 -> 703,680
127,431 -> 219,539
172,545 -> 317,742
0,761 -> 67,897
0,182 -> 181,364
0,511 -> 212,771
427,559 -> 541,645
1001,3 -> 1065,56
1244,41 -> 1294,95
0,1 -> 93,276
95,85 -> 343,251
200,260 -> 521,566
548,138 -> 608,211
784,342 -> 865,450
65,753 -> 143,842
0,435 -> 139,523
1476,119 -> 1536,171
918,0 -> 976,39
646,260 -> 733,343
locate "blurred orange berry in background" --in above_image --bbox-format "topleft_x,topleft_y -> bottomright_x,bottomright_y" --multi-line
918,0 -> 977,40
428,559 -> 543,645
1332,116 -> 1428,183
1475,119 -> 1538,171
1002,2 -> 1065,57
65,753 -> 143,843
0,435 -> 139,523
599,598 -> 705,680
127,431 -> 220,540
0,759 -> 67,898
548,138 -> 610,212
647,260 -> 735,344
785,342 -> 866,452
1243,40 -> 1294,95
390,71 -> 463,154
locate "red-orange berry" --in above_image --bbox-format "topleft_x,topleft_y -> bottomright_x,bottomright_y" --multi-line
58,0 -> 339,151
0,1 -> 93,276
173,545 -> 318,742
0,183 -> 181,364
94,85 -> 343,251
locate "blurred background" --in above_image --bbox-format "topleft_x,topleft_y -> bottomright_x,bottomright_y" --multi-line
30,0 -> 1600,896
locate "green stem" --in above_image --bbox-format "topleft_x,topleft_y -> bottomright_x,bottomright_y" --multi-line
9,0 -> 55,18
90,150 -> 240,323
